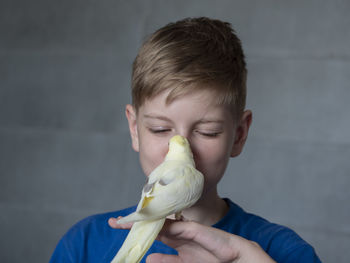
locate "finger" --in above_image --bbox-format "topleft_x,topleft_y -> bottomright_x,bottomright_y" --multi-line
159,219 -> 196,239
159,220 -> 240,260
146,253 -> 182,263
108,216 -> 133,229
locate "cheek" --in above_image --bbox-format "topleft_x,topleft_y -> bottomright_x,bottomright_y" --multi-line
193,141 -> 232,180
138,137 -> 169,176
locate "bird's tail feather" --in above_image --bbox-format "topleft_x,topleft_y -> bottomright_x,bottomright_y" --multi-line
111,218 -> 166,263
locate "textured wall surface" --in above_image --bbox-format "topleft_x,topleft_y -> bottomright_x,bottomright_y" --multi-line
1,0 -> 349,262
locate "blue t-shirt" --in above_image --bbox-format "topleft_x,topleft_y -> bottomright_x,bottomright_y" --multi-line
50,199 -> 321,262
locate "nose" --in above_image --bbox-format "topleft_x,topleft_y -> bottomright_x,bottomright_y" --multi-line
176,128 -> 191,140
173,128 -> 200,157
175,131 -> 198,158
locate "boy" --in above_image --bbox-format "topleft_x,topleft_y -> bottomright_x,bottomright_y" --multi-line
50,17 -> 321,262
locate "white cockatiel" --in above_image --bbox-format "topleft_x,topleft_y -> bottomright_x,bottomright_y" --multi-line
111,135 -> 204,263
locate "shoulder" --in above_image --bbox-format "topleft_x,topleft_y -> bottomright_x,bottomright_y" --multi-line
49,206 -> 136,263
70,206 -> 136,233
64,205 -> 136,244
216,199 -> 321,262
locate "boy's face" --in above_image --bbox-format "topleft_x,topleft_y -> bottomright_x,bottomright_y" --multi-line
126,89 -> 251,194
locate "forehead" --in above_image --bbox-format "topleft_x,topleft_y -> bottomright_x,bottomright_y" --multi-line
143,89 -> 216,108
138,89 -> 235,122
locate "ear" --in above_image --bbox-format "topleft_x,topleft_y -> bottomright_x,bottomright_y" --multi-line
231,110 -> 252,157
125,104 -> 139,152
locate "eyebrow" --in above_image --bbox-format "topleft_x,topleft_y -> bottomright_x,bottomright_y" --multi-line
196,119 -> 224,124
143,114 -> 224,124
143,114 -> 172,122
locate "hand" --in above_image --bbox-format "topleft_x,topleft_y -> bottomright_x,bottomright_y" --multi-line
109,217 -> 276,263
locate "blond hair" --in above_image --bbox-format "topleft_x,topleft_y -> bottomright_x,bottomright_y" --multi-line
131,17 -> 247,120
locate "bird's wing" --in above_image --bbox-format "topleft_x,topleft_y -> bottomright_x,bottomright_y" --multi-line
138,164 -> 199,215
118,161 -> 202,224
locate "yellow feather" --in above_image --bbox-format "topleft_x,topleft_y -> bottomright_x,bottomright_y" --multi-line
141,196 -> 154,209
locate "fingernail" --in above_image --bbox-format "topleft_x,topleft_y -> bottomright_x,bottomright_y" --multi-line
109,217 -> 118,225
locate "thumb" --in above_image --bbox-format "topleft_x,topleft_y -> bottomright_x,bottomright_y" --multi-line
108,216 -> 133,229
146,253 -> 182,263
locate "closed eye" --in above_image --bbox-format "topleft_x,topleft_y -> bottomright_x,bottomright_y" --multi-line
197,131 -> 222,137
148,128 -> 172,134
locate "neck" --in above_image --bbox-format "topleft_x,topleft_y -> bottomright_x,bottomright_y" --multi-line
178,188 -> 229,226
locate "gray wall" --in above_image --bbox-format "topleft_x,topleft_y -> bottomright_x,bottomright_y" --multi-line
1,0 -> 349,262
